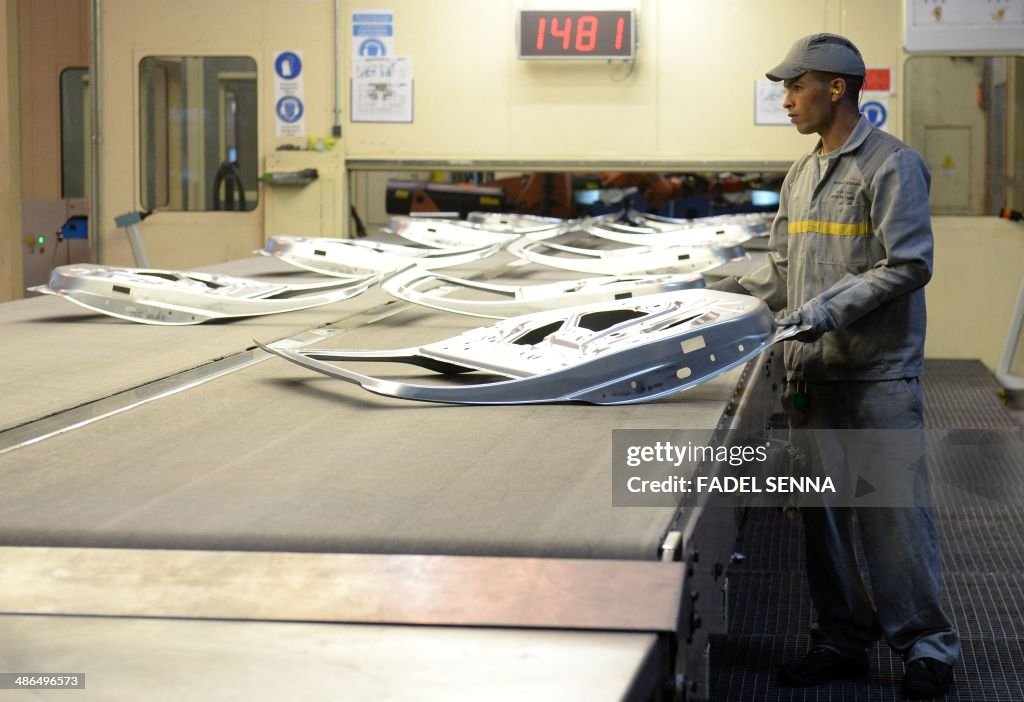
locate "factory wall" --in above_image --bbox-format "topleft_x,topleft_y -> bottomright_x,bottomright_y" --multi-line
0,0 -> 21,302
342,0 -> 902,162
930,218 -> 1024,371
0,0 -> 1021,371
16,0 -> 91,290
90,0 -> 908,268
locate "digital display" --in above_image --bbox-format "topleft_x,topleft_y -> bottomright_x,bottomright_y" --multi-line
518,10 -> 635,60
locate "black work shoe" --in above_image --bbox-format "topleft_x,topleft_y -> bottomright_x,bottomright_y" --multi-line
777,646 -> 869,687
901,658 -> 953,699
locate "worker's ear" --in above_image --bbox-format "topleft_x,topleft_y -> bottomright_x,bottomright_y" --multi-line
829,78 -> 845,101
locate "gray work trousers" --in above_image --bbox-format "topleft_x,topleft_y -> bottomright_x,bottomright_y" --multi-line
785,378 -> 961,665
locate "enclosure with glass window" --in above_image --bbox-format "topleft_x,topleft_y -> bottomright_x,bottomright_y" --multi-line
139,56 -> 258,212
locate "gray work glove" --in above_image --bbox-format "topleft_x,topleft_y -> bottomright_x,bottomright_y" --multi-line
705,276 -> 750,295
776,298 -> 836,342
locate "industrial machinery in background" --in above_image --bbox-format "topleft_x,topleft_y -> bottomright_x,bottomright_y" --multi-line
384,171 -> 783,221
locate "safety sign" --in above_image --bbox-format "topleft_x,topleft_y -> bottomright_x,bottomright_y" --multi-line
276,96 -> 304,123
274,49 -> 306,137
860,100 -> 888,130
275,52 -> 302,81
352,9 -> 395,59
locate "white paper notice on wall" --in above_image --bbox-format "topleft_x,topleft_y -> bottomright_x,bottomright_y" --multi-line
351,56 -> 413,123
274,50 -> 306,137
754,80 -> 790,126
905,0 -> 1024,51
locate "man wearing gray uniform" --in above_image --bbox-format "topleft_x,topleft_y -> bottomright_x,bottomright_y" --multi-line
710,33 -> 960,699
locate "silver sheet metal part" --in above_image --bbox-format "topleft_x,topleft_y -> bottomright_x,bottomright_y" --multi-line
27,264 -> 375,325
259,236 -> 503,278
386,216 -> 522,248
628,209 -> 773,236
584,221 -> 756,248
465,211 -> 622,237
466,211 -> 570,235
258,289 -> 801,405
506,236 -> 745,276
381,265 -> 705,319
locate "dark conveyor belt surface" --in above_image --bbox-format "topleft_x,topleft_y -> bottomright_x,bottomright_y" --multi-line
0,282 -> 742,559
710,359 -> 1024,701
0,238 -> 779,701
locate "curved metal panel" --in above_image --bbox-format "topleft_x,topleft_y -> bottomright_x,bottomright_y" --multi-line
506,237 -> 744,276
259,236 -> 503,278
28,264 -> 375,325
381,265 -> 705,319
259,289 -> 801,405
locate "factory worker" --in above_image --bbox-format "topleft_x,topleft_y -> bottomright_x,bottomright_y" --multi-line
710,33 -> 960,699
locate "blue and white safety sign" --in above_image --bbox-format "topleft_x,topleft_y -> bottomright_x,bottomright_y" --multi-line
860,100 -> 888,130
273,50 -> 306,137
351,9 -> 395,59
276,96 -> 304,123
275,51 -> 302,81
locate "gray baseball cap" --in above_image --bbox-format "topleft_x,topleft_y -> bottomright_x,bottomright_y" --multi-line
766,33 -> 866,82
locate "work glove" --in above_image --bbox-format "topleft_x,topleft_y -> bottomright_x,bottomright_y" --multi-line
776,298 -> 836,343
705,276 -> 750,295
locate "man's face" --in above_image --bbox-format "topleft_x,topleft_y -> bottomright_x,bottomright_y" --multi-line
782,73 -> 833,136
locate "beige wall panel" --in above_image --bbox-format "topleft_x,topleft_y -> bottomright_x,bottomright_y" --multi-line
344,0 -> 511,159
344,0 -> 910,165
98,0 -> 336,268
507,51 -> 656,161
1,0 -> 23,301
18,0 -> 89,200
927,217 -> 1024,370
835,0 -> 903,139
904,57 -> 988,214
654,1 -> 824,162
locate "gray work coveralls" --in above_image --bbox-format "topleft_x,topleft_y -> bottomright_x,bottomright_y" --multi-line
735,116 -> 961,665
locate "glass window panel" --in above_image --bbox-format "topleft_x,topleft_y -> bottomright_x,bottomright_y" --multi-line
60,67 -> 90,199
139,56 -> 258,212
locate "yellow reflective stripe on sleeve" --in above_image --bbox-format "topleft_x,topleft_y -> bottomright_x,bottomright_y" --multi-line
788,220 -> 873,236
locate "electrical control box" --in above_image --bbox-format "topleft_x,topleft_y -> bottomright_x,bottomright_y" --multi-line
262,150 -> 349,240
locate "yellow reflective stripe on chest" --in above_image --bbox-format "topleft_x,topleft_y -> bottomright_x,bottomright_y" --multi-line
788,220 -> 873,236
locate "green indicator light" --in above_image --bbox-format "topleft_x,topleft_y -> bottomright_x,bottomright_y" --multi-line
37,235 -> 45,245
793,391 -> 809,411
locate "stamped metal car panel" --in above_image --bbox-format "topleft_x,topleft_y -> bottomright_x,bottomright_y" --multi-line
381,265 -> 705,319
386,217 -> 522,248
258,289 -> 801,405
29,263 -> 375,325
584,220 -> 757,248
259,236 -> 503,278
505,237 -> 745,276
466,211 -> 570,235
628,209 -> 773,236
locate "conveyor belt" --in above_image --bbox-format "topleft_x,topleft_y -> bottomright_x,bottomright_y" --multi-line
710,360 -> 1024,701
1,249 -> 753,558
0,247 -> 777,700
0,294 -> 738,558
